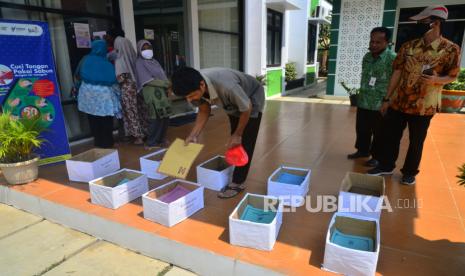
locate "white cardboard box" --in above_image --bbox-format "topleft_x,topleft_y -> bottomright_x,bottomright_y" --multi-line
196,155 -> 234,191
66,148 -> 120,183
140,149 -> 168,180
142,180 -> 204,227
322,213 -> 380,276
89,169 -> 149,209
339,172 -> 385,220
229,193 -> 283,251
267,166 -> 311,207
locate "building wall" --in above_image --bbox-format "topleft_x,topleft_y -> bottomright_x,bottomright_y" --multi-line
286,0 -> 310,84
329,0 -> 386,96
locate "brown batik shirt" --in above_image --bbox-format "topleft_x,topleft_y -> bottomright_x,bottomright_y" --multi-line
391,36 -> 461,116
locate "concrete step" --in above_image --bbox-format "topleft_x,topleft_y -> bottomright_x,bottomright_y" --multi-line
0,204 -> 42,238
0,220 -> 96,276
44,241 -> 171,276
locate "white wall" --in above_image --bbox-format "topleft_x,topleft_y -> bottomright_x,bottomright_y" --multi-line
244,0 -> 266,76
185,0 -> 201,69
285,0 -> 310,79
118,0 -> 136,48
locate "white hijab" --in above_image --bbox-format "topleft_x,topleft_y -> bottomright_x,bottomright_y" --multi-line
114,36 -> 137,81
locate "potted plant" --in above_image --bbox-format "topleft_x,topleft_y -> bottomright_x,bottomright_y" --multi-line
285,62 -> 304,91
458,163 -> 465,186
0,112 -> 45,185
340,81 -> 360,107
255,74 -> 267,87
442,68 -> 465,113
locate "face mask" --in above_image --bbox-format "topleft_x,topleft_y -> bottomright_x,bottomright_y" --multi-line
141,49 -> 153,59
189,97 -> 211,107
416,22 -> 432,36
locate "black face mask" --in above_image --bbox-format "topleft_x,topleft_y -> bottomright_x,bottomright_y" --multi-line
416,22 -> 432,36
189,97 -> 210,107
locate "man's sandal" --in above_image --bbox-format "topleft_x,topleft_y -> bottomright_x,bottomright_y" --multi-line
218,184 -> 245,199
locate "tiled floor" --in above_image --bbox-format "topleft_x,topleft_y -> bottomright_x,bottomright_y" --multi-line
2,99 -> 465,275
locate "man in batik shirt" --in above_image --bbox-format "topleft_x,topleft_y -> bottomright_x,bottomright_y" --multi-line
368,5 -> 461,185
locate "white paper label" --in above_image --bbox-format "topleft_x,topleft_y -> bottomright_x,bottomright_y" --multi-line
369,77 -> 377,87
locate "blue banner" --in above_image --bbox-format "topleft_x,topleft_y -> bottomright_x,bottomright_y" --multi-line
0,19 -> 71,165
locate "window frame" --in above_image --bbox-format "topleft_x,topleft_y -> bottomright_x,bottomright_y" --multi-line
266,8 -> 283,67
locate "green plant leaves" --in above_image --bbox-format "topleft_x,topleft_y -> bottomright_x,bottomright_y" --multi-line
0,112 -> 45,163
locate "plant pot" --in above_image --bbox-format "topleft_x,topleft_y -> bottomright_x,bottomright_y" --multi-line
285,78 -> 305,91
0,156 -> 40,185
441,89 -> 465,113
349,94 -> 358,107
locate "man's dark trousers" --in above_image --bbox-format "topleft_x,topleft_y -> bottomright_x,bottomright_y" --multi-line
228,112 -> 262,184
355,107 -> 383,158
377,108 -> 433,176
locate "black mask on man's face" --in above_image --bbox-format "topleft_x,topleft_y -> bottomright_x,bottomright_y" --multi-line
189,97 -> 210,107
416,22 -> 432,36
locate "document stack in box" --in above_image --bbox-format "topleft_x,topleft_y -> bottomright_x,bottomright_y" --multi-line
323,213 -> 380,276
89,169 -> 148,209
196,155 -> 234,191
229,193 -> 283,251
322,172 -> 385,276
66,148 -> 120,182
142,180 -> 204,227
267,166 -> 311,207
339,172 -> 385,220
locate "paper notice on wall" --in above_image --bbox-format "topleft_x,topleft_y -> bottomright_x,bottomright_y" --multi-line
158,138 -> 204,179
74,23 -> 91,48
144,29 -> 155,40
93,31 -> 106,40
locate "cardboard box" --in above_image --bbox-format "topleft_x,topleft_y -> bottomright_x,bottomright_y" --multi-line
339,172 -> 385,220
140,149 -> 168,180
229,193 -> 283,251
66,148 -> 120,183
267,166 -> 311,207
89,169 -> 148,209
142,180 -> 204,227
196,155 -> 234,191
322,213 -> 380,276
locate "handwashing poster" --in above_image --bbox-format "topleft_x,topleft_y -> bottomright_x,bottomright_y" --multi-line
0,19 -> 71,165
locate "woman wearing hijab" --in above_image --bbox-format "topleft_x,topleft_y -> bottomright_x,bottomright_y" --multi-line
114,36 -> 148,145
135,40 -> 172,148
75,40 -> 121,148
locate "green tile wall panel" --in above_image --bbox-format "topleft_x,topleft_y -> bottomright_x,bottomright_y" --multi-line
328,60 -> 336,75
382,11 -> 396,27
326,75 -> 335,95
266,69 -> 283,97
331,15 -> 340,30
384,0 -> 397,10
330,30 -> 339,45
332,0 -> 341,14
329,45 -> 338,59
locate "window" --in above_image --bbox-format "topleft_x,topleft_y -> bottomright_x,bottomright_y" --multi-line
267,9 -> 283,67
198,0 -> 243,70
307,23 -> 317,64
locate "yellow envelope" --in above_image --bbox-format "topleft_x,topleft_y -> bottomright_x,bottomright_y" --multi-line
157,138 -> 204,179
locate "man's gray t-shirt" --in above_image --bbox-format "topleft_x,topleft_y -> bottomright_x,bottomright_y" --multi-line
200,68 -> 265,118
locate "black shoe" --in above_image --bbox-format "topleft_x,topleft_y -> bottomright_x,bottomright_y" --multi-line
401,175 -> 416,185
364,158 -> 379,167
367,167 -> 394,176
347,151 -> 370,159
